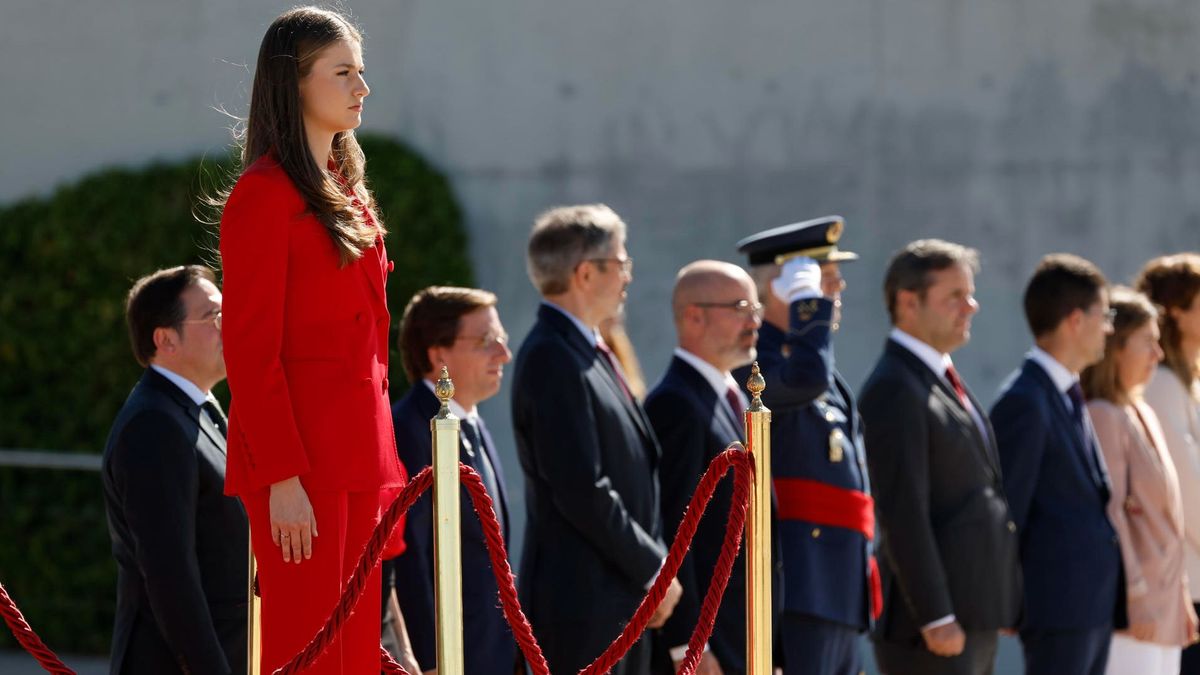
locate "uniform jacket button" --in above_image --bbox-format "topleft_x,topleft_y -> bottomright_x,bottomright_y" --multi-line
382,378 -> 389,392
811,528 -> 821,538
387,260 -> 395,273
1007,521 -> 1017,533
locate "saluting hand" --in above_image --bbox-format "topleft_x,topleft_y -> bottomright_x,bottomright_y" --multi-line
269,476 -> 318,564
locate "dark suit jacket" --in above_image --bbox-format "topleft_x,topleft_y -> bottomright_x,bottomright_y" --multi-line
991,358 -> 1122,631
735,298 -> 872,631
645,356 -> 749,672
389,383 -> 516,674
511,304 -> 667,675
101,368 -> 248,674
859,340 -> 1021,644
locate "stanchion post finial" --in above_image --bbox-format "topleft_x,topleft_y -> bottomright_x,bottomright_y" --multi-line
744,361 -> 772,675
432,366 -> 465,675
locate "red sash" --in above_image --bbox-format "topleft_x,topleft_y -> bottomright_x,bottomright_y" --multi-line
774,477 -> 883,619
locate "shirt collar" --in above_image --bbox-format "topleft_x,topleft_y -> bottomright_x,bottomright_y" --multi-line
422,379 -> 478,420
673,348 -> 739,398
889,327 -> 954,377
1027,346 -> 1078,393
150,364 -> 210,407
541,300 -> 598,348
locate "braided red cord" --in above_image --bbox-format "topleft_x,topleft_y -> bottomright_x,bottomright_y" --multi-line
672,446 -> 753,675
0,446 -> 752,675
0,582 -> 75,674
459,465 -> 552,675
277,444 -> 754,675
272,467 -> 433,674
580,446 -> 753,675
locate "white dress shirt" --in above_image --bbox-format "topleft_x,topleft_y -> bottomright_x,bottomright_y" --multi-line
673,348 -> 749,411
150,364 -> 211,407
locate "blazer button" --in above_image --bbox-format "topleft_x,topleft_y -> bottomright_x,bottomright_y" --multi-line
811,528 -> 821,538
387,260 -> 395,273
382,378 -> 389,392
1007,521 -> 1016,533
355,312 -> 363,323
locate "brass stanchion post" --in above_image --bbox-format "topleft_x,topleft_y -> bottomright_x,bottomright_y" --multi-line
247,537 -> 261,675
432,367 -> 465,675
744,362 -> 772,675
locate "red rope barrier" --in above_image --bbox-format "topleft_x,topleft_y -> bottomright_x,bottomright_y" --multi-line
0,582 -> 75,674
0,443 -> 754,675
277,444 -> 755,675
580,446 -> 753,675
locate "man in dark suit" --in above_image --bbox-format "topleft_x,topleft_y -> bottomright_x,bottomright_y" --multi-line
859,240 -> 1022,675
733,216 -> 878,675
512,204 -> 682,675
990,254 -> 1120,675
388,285 -> 517,674
101,265 -> 248,674
645,260 -> 761,675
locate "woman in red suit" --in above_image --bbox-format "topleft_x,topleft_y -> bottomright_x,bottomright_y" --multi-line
218,7 -> 413,673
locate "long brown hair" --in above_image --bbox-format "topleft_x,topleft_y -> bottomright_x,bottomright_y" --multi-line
1135,253 -> 1200,390
1081,286 -> 1158,404
232,6 -> 382,265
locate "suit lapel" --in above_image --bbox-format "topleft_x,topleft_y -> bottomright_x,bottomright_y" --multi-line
356,235 -> 388,309
143,369 -> 226,452
886,341 -> 997,480
476,419 -> 510,535
1023,359 -> 1109,495
538,305 -> 658,448
672,357 -> 743,442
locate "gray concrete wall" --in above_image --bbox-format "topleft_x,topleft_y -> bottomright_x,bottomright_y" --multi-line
4,1 -> 1199,669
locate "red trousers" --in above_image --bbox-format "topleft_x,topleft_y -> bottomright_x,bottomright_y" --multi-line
244,489 -> 383,674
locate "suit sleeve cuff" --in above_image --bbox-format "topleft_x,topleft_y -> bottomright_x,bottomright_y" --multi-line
669,642 -> 710,662
921,614 -> 957,631
645,558 -> 666,591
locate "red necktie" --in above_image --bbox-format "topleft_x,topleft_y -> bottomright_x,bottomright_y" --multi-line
944,365 -> 970,410
725,386 -> 746,435
595,339 -> 633,402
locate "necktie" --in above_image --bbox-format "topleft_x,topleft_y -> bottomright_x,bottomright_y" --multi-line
1067,382 -> 1107,489
944,365 -> 970,410
725,385 -> 746,435
461,417 -> 502,517
202,399 -> 228,437
595,339 -> 634,402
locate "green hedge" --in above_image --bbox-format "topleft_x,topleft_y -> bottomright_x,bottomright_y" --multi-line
0,134 -> 472,653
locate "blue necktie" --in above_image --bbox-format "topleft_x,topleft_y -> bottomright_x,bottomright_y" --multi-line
1067,383 -> 1107,490
461,417 -> 502,519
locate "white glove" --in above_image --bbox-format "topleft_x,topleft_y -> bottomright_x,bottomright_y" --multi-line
771,256 -> 822,303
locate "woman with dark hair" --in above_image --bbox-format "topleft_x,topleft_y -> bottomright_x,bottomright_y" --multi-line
218,7 -> 415,673
1083,286 -> 1198,675
1137,253 -> 1200,674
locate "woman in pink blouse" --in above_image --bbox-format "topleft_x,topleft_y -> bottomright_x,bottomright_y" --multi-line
1084,286 -> 1199,674
1138,253 -> 1200,674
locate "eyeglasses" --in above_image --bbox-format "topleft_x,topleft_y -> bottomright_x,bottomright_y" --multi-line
692,300 -> 764,318
455,332 -> 509,351
180,310 -> 222,330
585,256 -> 634,274
1089,306 -> 1118,324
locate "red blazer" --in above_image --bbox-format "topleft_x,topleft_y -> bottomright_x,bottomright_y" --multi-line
219,155 -> 407,497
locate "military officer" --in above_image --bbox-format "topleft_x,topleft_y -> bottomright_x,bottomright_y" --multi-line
733,216 -> 878,675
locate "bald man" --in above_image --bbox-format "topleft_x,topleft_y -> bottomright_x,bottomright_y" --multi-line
645,260 -> 763,675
